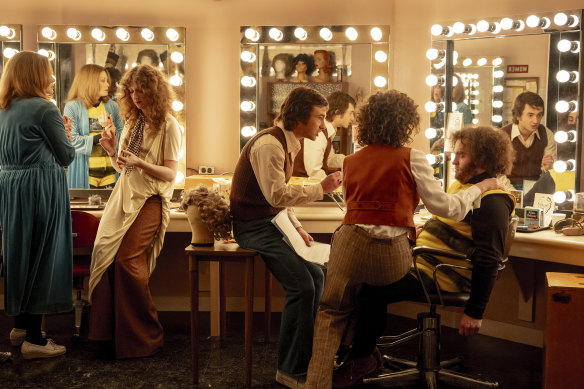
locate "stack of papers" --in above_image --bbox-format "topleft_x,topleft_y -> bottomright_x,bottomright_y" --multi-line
271,210 -> 330,266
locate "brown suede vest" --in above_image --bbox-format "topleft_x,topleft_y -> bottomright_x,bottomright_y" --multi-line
501,124 -> 547,184
342,145 -> 420,236
230,126 -> 293,221
292,127 -> 335,177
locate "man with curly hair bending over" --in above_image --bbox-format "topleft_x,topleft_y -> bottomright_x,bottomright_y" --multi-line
304,91 -> 507,388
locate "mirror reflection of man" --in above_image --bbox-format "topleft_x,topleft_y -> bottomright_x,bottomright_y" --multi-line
293,91 -> 356,180
501,91 -> 556,190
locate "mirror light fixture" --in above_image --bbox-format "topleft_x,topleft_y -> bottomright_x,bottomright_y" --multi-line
241,126 -> 257,137
240,101 -> 255,112
426,48 -> 445,61
553,12 -> 580,27
91,28 -> 106,41
169,74 -> 183,87
374,50 -> 388,62
269,27 -> 283,41
345,27 -> 358,41
3,47 -> 18,59
557,39 -> 581,53
116,28 -> 130,41
170,51 -> 184,63
141,28 -> 155,41
426,153 -> 444,165
166,28 -> 179,42
240,51 -> 256,63
319,27 -> 333,41
556,70 -> 579,83
66,28 -> 81,41
555,100 -> 578,113
425,128 -> 444,139
244,28 -> 260,41
373,76 -> 387,88
500,18 -> 525,31
294,27 -> 307,40
526,15 -> 551,29
240,76 -> 256,87
553,189 -> 575,204
172,101 -> 184,111
41,27 -> 57,40
0,25 -> 16,39
555,130 -> 577,143
370,27 -> 383,41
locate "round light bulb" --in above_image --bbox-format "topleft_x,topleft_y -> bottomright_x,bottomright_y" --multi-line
172,101 -> 184,111
294,27 -> 307,40
244,28 -> 260,42
269,28 -> 283,41
3,47 -> 18,59
241,126 -> 257,137
556,100 -> 569,113
240,101 -> 256,111
373,76 -> 387,88
425,128 -> 438,139
493,85 -> 504,93
430,24 -> 443,36
526,15 -> 540,28
141,28 -> 154,41
169,75 -> 183,87
452,22 -> 465,34
425,101 -> 437,112
370,27 -> 383,41
568,15 -> 580,28
500,18 -> 514,30
374,50 -> 388,63
557,39 -> 572,52
319,27 -> 332,41
493,100 -> 503,108
555,131 -> 569,143
553,191 -> 567,203
476,20 -> 490,32
66,28 -> 81,41
472,118 -> 479,124
241,76 -> 257,87
492,115 -> 503,123
166,28 -> 179,42
426,154 -> 437,165
170,51 -> 184,63
477,57 -> 487,66
556,70 -> 570,83
240,51 -> 256,63
92,28 -> 106,41
345,27 -> 358,41
0,25 -> 10,37
116,28 -> 130,41
494,70 -> 504,78
492,57 -> 503,66
425,74 -> 438,86
41,27 -> 57,40
426,48 -> 439,60
463,58 -> 472,67
554,13 -> 568,26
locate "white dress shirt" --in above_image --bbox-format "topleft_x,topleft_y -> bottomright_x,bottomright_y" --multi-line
302,120 -> 345,180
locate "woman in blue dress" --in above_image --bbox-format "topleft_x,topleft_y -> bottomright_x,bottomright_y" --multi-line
64,64 -> 123,188
0,51 -> 75,359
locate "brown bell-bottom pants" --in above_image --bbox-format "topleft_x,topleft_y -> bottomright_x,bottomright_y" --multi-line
89,196 -> 164,359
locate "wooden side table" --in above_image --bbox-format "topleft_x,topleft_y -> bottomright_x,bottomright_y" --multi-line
185,242 -> 272,387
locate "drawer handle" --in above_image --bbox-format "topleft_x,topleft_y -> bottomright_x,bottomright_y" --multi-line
552,292 -> 571,304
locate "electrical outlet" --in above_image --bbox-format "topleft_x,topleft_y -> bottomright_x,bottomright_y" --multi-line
199,165 -> 215,175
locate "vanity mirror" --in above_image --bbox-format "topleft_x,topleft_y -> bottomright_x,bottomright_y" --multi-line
37,25 -> 187,188
0,24 -> 22,74
425,10 -> 583,200
239,25 -> 390,151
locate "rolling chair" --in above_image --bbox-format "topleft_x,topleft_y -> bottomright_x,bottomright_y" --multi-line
71,211 -> 100,337
363,216 -> 518,388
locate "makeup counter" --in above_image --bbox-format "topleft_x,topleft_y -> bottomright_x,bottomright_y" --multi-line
60,174 -> 584,347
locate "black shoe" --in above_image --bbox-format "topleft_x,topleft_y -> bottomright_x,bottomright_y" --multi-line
332,354 -> 377,388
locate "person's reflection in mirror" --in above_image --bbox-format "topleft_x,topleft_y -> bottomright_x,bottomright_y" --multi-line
452,74 -> 472,125
104,50 -> 122,99
293,54 -> 315,83
313,50 -> 331,83
293,92 -> 355,179
501,91 -> 557,190
136,49 -> 160,67
272,53 -> 294,81
64,64 -> 124,189
429,85 -> 445,129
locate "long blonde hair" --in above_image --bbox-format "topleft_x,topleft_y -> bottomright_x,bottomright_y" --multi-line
66,64 -> 110,108
0,51 -> 54,110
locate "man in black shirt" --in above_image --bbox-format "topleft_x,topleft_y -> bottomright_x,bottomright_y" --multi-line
334,126 -> 516,387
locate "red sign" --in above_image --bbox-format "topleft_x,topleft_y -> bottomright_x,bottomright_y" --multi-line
507,65 -> 529,73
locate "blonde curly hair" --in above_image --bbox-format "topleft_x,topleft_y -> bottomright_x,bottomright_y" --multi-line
181,185 -> 233,240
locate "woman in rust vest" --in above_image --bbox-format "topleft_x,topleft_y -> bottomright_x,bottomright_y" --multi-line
305,90 -> 502,388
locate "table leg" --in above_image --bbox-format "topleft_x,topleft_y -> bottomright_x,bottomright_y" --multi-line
220,260 -> 227,345
189,254 -> 199,384
264,263 -> 272,343
245,255 -> 254,387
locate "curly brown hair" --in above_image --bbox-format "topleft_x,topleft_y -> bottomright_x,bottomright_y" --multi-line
450,126 -> 514,176
181,185 -> 233,240
356,90 -> 420,147
117,64 -> 174,136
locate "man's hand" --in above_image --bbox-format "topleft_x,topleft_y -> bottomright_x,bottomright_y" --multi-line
296,226 -> 313,247
542,154 -> 554,171
321,171 -> 342,194
459,313 -> 482,336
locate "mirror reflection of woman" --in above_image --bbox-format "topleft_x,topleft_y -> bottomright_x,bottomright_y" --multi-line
64,64 -> 123,189
452,74 -> 472,125
0,51 -> 75,359
87,64 -> 181,359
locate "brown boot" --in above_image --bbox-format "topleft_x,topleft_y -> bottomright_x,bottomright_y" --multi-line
331,354 -> 377,388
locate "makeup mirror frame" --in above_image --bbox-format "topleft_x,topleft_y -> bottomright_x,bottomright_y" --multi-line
428,10 -> 583,194
0,24 -> 22,72
36,25 -> 187,189
239,24 -> 390,150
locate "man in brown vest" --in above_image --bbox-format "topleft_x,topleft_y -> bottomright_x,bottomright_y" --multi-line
293,91 -> 356,179
230,87 -> 341,389
501,91 -> 556,190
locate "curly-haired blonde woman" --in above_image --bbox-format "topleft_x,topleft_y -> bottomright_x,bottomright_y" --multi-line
305,90 -> 502,388
87,64 -> 181,359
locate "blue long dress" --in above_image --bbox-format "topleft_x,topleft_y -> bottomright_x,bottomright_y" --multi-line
0,97 -> 76,315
